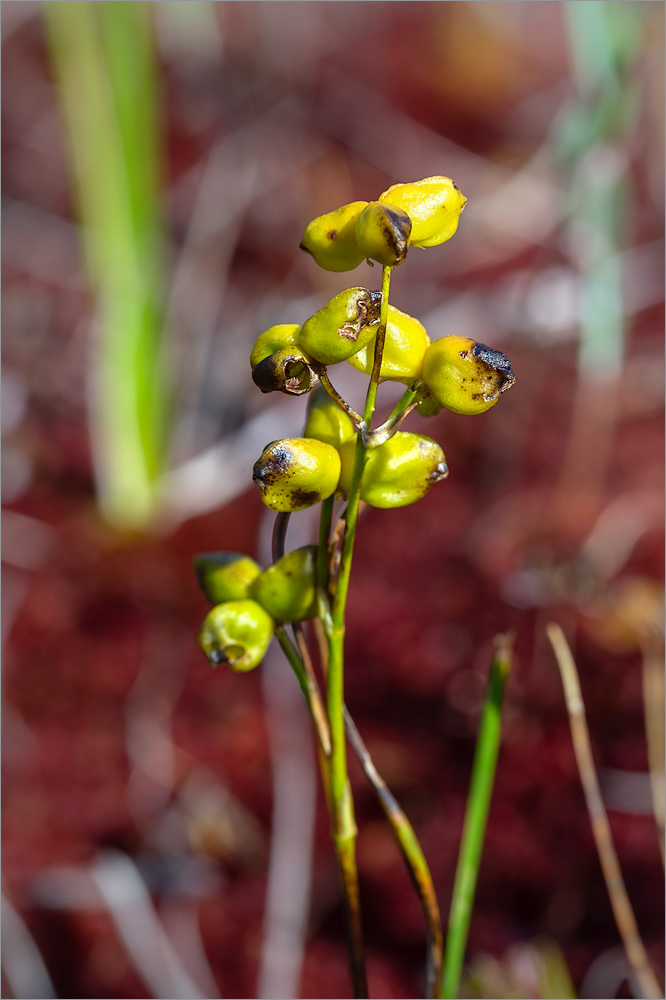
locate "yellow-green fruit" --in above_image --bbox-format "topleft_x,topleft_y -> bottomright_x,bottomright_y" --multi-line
378,177 -> 467,248
252,347 -> 318,396
299,287 -> 382,365
303,385 -> 356,449
252,545 -> 318,622
338,431 -> 448,508
199,599 -> 273,672
194,552 -> 262,605
355,201 -> 412,267
300,201 -> 368,272
416,393 -> 442,418
347,304 -> 430,383
253,437 -> 342,512
250,324 -> 302,369
422,335 -> 515,415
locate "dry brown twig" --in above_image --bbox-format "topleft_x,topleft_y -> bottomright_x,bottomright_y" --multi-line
546,623 -> 663,1000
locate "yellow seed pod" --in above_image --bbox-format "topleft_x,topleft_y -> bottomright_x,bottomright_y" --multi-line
252,545 -> 318,623
355,201 -> 412,267
338,431 -> 448,508
253,437 -> 342,512
300,201 -> 368,272
250,324 -> 302,369
252,347 -> 318,396
347,304 -> 430,383
199,599 -> 273,672
194,552 -> 262,606
303,385 -> 356,449
422,335 -> 515,415
378,176 -> 467,248
299,287 -> 382,365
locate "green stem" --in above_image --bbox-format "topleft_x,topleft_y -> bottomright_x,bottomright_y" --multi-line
384,381 -> 423,426
368,380 -> 427,447
441,634 -> 514,1000
344,708 -> 443,998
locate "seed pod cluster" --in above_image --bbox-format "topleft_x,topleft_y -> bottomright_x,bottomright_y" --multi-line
196,176 -> 517,676
195,544 -> 322,670
299,177 -> 468,271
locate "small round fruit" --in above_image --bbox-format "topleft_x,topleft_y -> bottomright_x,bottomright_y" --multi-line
253,438 -> 342,512
252,545 -> 318,622
422,335 -> 515,415
338,431 -> 448,508
355,201 -> 412,267
299,287 -> 382,365
378,177 -> 467,248
252,347 -> 318,396
194,552 -> 262,606
250,324 -> 302,369
300,201 -> 368,272
347,304 -> 430,383
199,599 -> 273,672
303,386 -> 356,449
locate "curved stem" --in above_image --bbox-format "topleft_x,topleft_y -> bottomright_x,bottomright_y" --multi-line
315,365 -> 363,426
275,628 -> 330,755
368,381 -> 427,447
547,624 -> 662,1000
344,708 -> 444,998
293,623 -> 331,758
272,511 -> 290,563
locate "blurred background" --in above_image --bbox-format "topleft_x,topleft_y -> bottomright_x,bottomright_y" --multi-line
2,2 -> 664,998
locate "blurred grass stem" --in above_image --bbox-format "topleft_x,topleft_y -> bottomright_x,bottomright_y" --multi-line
441,633 -> 514,1000
45,1 -> 168,530
547,624 -> 662,1000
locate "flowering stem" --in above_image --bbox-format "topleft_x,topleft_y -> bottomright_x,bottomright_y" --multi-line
318,264 -> 391,998
441,633 -> 514,1000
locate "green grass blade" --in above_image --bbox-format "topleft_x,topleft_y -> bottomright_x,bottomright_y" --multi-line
441,634 -> 514,999
44,1 -> 168,529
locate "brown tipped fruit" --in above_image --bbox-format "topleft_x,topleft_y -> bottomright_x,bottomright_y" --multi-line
253,437 -> 341,512
250,324 -> 302,369
355,201 -> 412,267
422,335 -> 515,415
199,599 -> 273,672
252,346 -> 318,396
299,287 -> 382,365
252,545 -> 318,622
